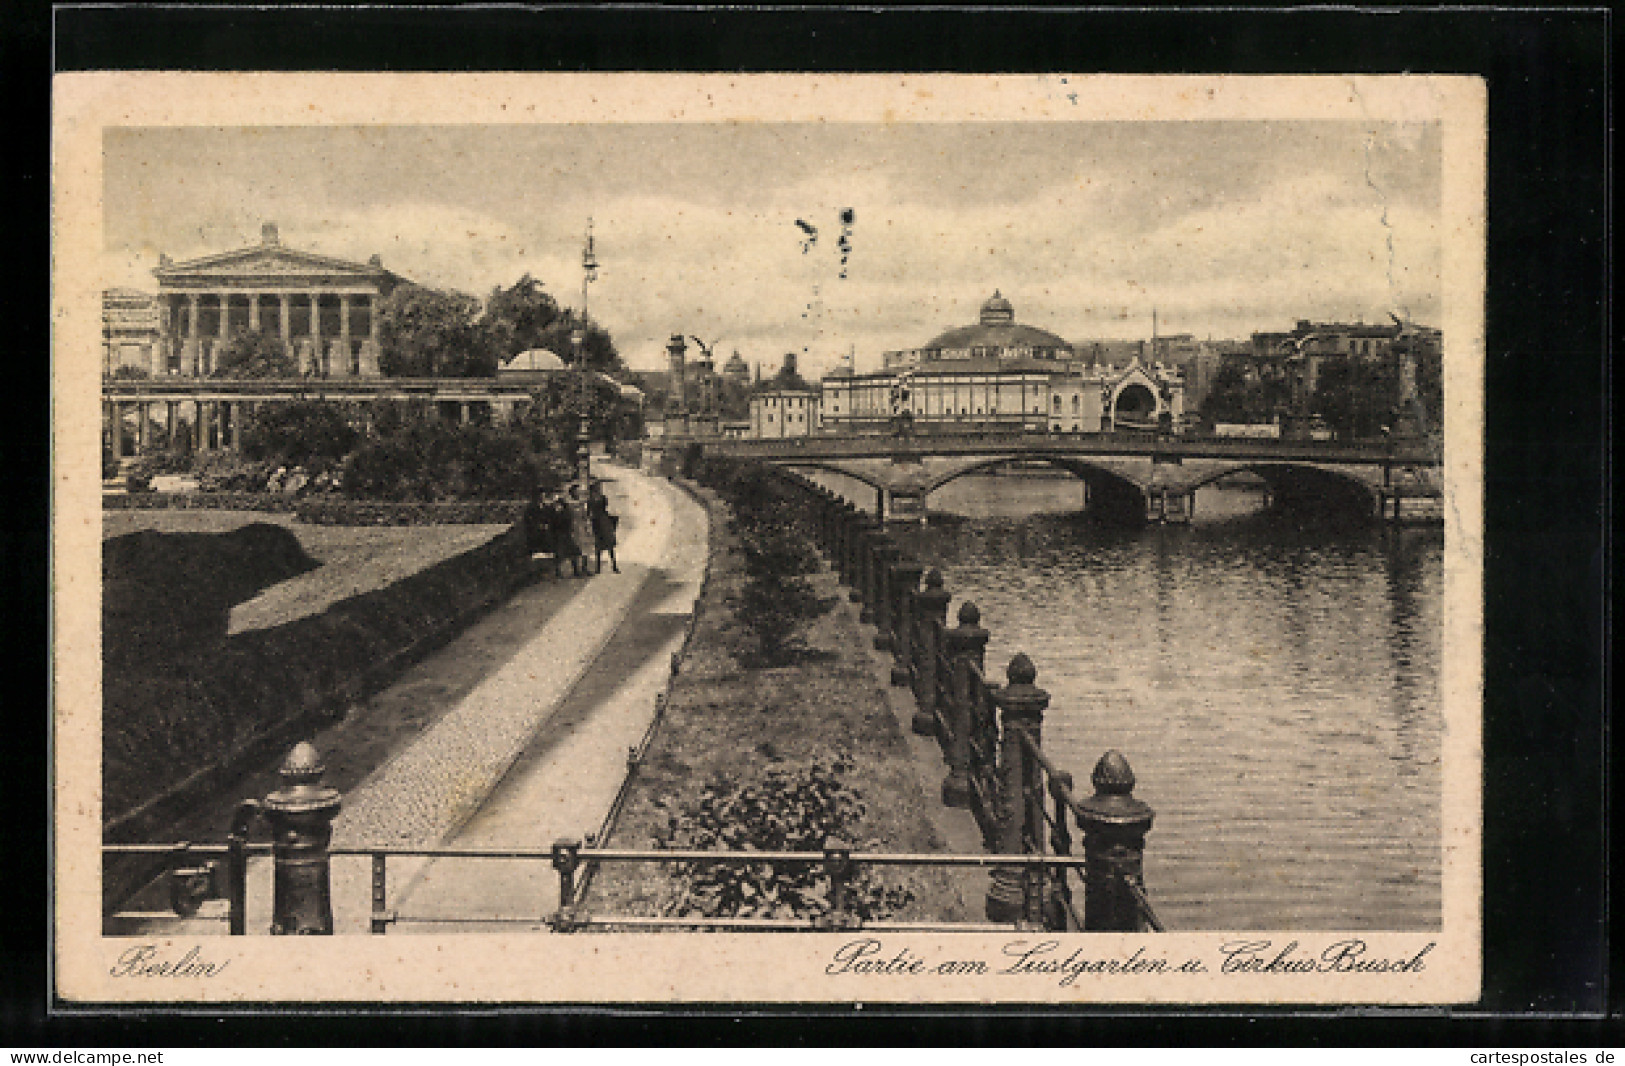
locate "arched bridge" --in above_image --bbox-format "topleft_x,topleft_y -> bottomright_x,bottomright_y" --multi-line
664,432 -> 1443,524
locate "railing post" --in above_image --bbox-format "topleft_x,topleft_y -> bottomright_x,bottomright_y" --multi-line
910,569 -> 953,736
941,602 -> 989,807
1045,771 -> 1075,932
369,853 -> 393,934
819,837 -> 859,932
888,558 -> 924,684
985,653 -> 1049,926
226,799 -> 260,936
262,742 -> 341,935
551,837 -> 582,932
1075,751 -> 1155,932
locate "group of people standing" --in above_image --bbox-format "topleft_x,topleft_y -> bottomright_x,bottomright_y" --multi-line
523,481 -> 619,577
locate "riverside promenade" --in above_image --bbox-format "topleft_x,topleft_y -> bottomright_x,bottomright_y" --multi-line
229,462 -> 708,935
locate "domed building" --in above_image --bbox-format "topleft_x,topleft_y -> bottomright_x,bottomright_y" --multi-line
816,291 -> 1185,436
885,290 -> 1074,367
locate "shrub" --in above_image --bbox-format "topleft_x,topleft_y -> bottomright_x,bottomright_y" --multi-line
654,752 -> 915,922
735,569 -> 832,665
241,401 -> 360,470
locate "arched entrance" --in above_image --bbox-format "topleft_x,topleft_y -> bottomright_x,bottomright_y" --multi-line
1113,382 -> 1158,424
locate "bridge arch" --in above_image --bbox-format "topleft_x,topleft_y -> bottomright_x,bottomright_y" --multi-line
1183,462 -> 1382,519
922,454 -> 1150,522
778,460 -> 888,493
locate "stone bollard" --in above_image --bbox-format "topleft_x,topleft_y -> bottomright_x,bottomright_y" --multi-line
1075,751 -> 1155,931
911,569 -> 953,736
870,541 -> 900,646
263,741 -> 342,935
888,558 -> 924,686
848,517 -> 873,603
985,653 -> 1049,926
940,601 -> 989,806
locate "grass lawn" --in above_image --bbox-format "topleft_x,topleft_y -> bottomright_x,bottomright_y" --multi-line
103,509 -> 509,635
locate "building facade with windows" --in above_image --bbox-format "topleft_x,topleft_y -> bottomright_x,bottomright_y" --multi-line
102,288 -> 162,376
749,387 -> 820,438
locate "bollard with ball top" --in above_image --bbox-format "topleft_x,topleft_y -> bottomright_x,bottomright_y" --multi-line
263,741 -> 342,935
985,653 -> 1049,926
1076,751 -> 1156,931
940,601 -> 989,807
910,569 -> 953,735
887,557 -> 924,684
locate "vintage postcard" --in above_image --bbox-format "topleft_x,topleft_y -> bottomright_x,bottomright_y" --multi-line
54,72 -> 1484,1004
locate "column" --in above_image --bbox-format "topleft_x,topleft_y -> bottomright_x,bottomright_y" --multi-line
166,402 -> 177,448
358,294 -> 381,377
249,293 -> 261,332
279,293 -> 292,350
215,292 -> 229,374
309,293 -> 323,376
338,295 -> 353,376
135,402 -> 149,454
230,403 -> 242,449
184,294 -> 200,376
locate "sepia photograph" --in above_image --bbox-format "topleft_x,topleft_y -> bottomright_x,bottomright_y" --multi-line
53,72 -> 1484,1004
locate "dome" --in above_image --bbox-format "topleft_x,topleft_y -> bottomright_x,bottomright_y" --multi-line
501,348 -> 565,373
979,290 -> 1015,325
922,292 -> 1072,355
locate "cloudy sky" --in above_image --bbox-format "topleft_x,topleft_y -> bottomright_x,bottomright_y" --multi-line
103,121 -> 1440,376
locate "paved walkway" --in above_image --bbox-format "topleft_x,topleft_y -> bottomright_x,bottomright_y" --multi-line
232,463 -> 708,935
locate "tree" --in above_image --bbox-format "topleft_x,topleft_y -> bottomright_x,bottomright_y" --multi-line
377,284 -> 497,378
482,274 -> 563,363
213,329 -> 297,379
529,310 -> 622,372
108,364 -> 151,380
241,400 -> 361,469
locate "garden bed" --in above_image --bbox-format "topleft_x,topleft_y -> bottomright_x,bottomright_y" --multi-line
584,483 -> 976,925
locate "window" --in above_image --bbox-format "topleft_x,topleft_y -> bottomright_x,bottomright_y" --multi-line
1053,396 -> 1062,411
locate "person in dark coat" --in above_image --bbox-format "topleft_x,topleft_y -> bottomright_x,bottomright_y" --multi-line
566,484 -> 594,576
545,490 -> 580,577
521,489 -> 551,561
588,482 -> 620,574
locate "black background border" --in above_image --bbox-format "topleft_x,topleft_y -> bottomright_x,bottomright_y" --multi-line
11,3 -> 1611,1045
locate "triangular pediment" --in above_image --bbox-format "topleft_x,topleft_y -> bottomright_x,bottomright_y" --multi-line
158,244 -> 383,280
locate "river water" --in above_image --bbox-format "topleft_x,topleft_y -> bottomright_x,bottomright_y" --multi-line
808,470 -> 1443,931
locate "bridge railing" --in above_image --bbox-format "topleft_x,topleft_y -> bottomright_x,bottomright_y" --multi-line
771,465 -> 1163,931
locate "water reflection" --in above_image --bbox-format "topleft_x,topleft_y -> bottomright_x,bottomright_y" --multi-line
879,474 -> 1445,930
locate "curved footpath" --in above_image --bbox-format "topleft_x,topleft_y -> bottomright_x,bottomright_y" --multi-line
233,462 -> 709,935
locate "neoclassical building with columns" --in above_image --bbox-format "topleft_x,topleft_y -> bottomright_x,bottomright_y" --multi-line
152,222 -> 406,378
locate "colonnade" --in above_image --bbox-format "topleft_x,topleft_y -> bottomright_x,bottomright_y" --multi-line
101,395 -> 537,463
159,290 -> 383,378
103,399 -> 250,459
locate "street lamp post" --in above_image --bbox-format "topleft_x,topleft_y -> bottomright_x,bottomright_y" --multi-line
573,327 -> 591,491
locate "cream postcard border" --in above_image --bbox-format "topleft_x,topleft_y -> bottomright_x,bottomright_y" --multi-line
53,72 -> 1485,1005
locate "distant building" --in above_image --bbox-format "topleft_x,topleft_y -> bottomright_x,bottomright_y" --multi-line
102,288 -> 161,376
750,386 -> 820,438
820,292 -> 1185,435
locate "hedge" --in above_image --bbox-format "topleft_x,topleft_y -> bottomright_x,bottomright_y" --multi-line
102,492 -> 526,525
102,491 -> 298,512
295,498 -> 526,526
